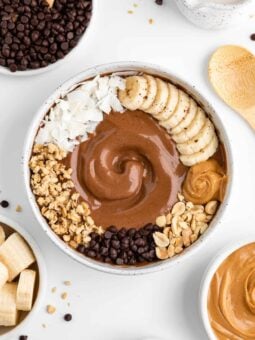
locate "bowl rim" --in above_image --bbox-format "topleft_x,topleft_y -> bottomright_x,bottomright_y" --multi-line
23,60 -> 234,275
0,0 -> 98,77
0,214 -> 47,339
179,0 -> 253,10
199,237 -> 255,340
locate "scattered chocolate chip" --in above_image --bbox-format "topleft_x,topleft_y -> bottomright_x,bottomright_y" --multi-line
64,313 -> 72,322
0,0 -> 92,72
0,200 -> 9,208
155,0 -> 163,4
19,336 -> 28,340
250,34 -> 255,41
83,224 -> 158,266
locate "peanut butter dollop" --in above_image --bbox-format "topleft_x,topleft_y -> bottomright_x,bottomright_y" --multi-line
182,159 -> 226,205
67,110 -> 187,229
208,243 -> 255,340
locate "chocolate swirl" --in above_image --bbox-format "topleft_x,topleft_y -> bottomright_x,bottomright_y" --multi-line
67,110 -> 187,229
183,159 -> 226,205
208,243 -> 255,340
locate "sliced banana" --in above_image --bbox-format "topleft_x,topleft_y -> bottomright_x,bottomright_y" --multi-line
154,83 -> 179,121
0,283 -> 18,326
159,90 -> 190,129
172,107 -> 206,144
139,75 -> 157,111
145,78 -> 169,115
17,269 -> 36,311
170,98 -> 197,135
118,76 -> 148,110
177,119 -> 215,155
180,135 -> 219,167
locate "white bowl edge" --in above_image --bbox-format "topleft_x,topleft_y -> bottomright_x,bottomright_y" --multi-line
0,214 -> 47,339
22,61 -> 234,276
199,237 -> 255,340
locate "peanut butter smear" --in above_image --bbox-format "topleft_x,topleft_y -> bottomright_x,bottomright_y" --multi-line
66,110 -> 187,229
208,243 -> 255,340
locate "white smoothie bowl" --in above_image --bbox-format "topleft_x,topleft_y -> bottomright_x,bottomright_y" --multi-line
0,215 -> 47,339
174,0 -> 254,30
199,238 -> 255,339
23,61 -> 233,275
0,0 -> 97,77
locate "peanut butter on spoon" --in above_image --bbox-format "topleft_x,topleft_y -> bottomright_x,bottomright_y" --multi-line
209,45 -> 255,130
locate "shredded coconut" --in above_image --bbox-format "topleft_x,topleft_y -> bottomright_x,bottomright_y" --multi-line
35,75 -> 126,151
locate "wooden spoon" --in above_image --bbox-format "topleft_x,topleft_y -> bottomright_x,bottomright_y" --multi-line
209,45 -> 255,130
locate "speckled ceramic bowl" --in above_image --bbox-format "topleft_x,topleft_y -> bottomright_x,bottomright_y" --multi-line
174,0 -> 254,30
23,61 -> 233,275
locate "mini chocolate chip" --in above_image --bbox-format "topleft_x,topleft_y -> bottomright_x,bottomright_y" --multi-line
0,200 -> 9,208
64,313 -> 72,322
77,244 -> 85,253
19,336 -> 28,340
155,0 -> 163,4
116,258 -> 124,265
104,231 -> 112,239
250,33 -> 255,41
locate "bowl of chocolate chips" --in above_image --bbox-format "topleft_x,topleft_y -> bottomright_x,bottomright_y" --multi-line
0,0 -> 94,75
24,62 -> 233,275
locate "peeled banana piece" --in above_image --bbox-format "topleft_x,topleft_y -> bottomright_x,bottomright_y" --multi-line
0,283 -> 18,326
17,269 -> 36,312
118,76 -> 148,110
0,225 -> 5,245
0,233 -> 35,281
0,262 -> 8,290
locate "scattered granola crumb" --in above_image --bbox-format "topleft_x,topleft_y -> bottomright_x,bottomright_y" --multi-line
61,292 -> 68,300
128,10 -> 134,14
51,287 -> 57,293
46,305 -> 56,314
64,280 -> 71,286
149,18 -> 154,25
15,204 -> 22,212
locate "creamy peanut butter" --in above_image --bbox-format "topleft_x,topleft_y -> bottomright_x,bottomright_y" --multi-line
208,243 -> 255,339
66,110 -> 187,229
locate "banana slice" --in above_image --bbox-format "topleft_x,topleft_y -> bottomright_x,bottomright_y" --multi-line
177,119 -> 215,155
159,90 -> 190,129
172,107 -> 206,144
0,233 -> 35,281
118,76 -> 148,110
145,78 -> 169,115
139,75 -> 157,111
180,135 -> 219,167
0,283 -> 18,326
0,262 -> 8,290
17,269 -> 36,312
170,98 -> 197,135
0,225 -> 5,245
154,83 -> 179,121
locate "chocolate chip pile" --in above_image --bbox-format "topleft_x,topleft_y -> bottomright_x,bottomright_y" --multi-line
78,224 -> 161,266
0,0 -> 92,72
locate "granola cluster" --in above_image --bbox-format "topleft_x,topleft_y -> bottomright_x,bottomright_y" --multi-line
29,144 -> 103,249
153,193 -> 218,260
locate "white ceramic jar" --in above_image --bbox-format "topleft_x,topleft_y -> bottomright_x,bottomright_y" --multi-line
174,0 -> 255,30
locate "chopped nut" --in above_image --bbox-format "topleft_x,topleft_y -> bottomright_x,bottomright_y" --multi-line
64,280 -> 71,286
171,215 -> 181,236
182,228 -> 192,247
15,204 -> 22,212
51,287 -> 56,293
190,234 -> 198,243
168,245 -> 175,258
205,201 -> 218,215
199,222 -> 209,234
172,202 -> 186,215
156,247 -> 169,260
191,205 -> 204,214
153,232 -> 170,247
61,292 -> 68,300
46,305 -> 56,314
163,227 -> 171,237
175,246 -> 183,254
156,215 -> 167,227
195,213 -> 207,222
177,192 -> 185,202
166,212 -> 172,225
178,220 -> 189,230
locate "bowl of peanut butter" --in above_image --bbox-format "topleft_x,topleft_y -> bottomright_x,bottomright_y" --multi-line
23,61 -> 233,275
200,239 -> 255,339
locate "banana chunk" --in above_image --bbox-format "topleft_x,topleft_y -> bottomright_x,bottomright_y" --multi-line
139,75 -> 157,110
0,233 -> 35,281
159,90 -> 190,129
180,135 -> 219,167
0,225 -> 5,245
118,76 -> 148,110
145,78 -> 169,115
154,83 -> 179,121
0,283 -> 18,326
172,107 -> 206,144
170,98 -> 197,135
177,119 -> 215,155
0,262 -> 8,290
17,269 -> 36,312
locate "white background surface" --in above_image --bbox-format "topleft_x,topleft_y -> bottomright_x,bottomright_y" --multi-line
0,0 -> 255,339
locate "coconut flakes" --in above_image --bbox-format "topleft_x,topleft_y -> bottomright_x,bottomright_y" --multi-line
35,75 -> 126,152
